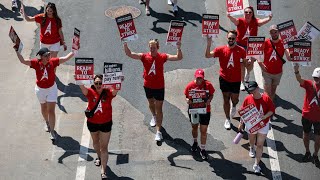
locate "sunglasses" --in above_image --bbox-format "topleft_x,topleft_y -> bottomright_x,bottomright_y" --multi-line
94,82 -> 102,85
228,37 -> 235,40
245,11 -> 252,14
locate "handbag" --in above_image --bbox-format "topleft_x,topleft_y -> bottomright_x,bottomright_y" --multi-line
85,90 -> 105,118
270,39 -> 286,64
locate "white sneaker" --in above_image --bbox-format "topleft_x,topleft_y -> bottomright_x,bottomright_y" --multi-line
224,119 -> 231,130
240,82 -> 246,91
44,122 -> 50,132
249,147 -> 256,158
245,72 -> 250,82
253,164 -> 261,174
150,116 -> 156,127
230,106 -> 237,118
168,0 -> 173,5
155,131 -> 163,141
50,131 -> 57,142
173,5 -> 178,12
139,0 -> 144,4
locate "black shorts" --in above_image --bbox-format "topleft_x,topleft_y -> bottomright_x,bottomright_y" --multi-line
144,86 -> 165,101
219,76 -> 241,94
188,112 -> 211,125
302,117 -> 320,135
87,121 -> 113,133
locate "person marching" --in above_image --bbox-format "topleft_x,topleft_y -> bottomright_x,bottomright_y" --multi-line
293,65 -> 320,167
14,47 -> 75,142
184,69 -> 215,160
227,6 -> 272,87
238,81 -> 275,174
21,2 -> 67,58
78,74 -> 120,180
205,30 -> 246,130
123,39 -> 183,144
257,25 -> 291,101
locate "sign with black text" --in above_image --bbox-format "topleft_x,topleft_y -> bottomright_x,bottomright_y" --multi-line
297,21 -> 320,42
257,0 -> 272,16
238,104 -> 267,134
166,20 -> 185,46
75,58 -> 94,85
116,13 -> 138,42
102,63 -> 123,90
246,37 -> 265,59
291,40 -> 312,66
277,20 -> 298,48
202,14 -> 219,38
188,90 -> 208,114
9,26 -> 23,53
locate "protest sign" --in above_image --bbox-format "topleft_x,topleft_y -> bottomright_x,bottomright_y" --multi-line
257,0 -> 272,16
226,0 -> 248,16
75,58 -> 94,85
246,37 -> 265,59
9,26 -> 23,53
297,21 -> 320,42
202,14 -> 219,38
188,90 -> 208,114
72,28 -> 80,54
277,20 -> 298,48
115,13 -> 138,42
291,40 -> 312,66
102,63 -> 123,90
166,20 -> 185,46
238,104 -> 267,134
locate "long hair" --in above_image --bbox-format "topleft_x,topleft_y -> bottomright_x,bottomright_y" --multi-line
42,2 -> 62,28
244,6 -> 256,20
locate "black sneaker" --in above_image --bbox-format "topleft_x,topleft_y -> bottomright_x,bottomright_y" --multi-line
200,149 -> 208,160
12,0 -> 18,11
302,152 -> 311,162
313,155 -> 320,167
191,142 -> 198,152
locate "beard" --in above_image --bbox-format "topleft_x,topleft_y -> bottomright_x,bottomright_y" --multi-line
271,36 -> 279,41
228,41 -> 235,46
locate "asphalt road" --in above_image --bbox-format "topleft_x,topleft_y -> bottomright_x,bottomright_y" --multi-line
0,0 -> 320,179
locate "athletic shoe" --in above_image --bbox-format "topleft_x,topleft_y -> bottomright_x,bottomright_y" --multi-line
50,131 -> 57,142
173,5 -> 178,16
145,8 -> 150,16
302,151 -> 311,162
12,0 -> 18,11
249,147 -> 256,158
155,131 -> 163,141
240,82 -> 246,91
230,106 -> 237,118
244,72 -> 250,82
191,142 -> 198,152
168,0 -> 173,5
200,149 -> 208,160
139,0 -> 144,4
224,119 -> 231,130
313,155 -> 320,167
44,121 -> 50,132
253,164 -> 261,174
149,116 -> 156,127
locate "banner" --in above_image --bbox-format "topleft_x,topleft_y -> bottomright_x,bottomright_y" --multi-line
166,20 -> 185,46
291,40 -> 312,66
297,21 -> 320,42
72,28 -> 80,54
188,90 -> 208,114
75,58 -> 94,85
277,20 -> 298,48
115,13 -> 138,42
226,0 -> 247,16
246,37 -> 265,59
9,26 -> 23,53
202,14 -> 219,38
257,0 -> 272,16
102,63 -> 123,90
238,104 -> 267,134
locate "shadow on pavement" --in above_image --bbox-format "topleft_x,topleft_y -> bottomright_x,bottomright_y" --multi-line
275,95 -> 302,114
106,166 -> 134,180
0,3 -> 23,21
272,114 -> 302,139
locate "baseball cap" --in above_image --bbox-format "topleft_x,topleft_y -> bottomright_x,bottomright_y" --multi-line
36,47 -> 50,56
194,69 -> 204,78
247,81 -> 259,92
269,24 -> 278,31
312,67 -> 320,78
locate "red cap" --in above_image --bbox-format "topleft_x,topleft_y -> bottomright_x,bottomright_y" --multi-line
194,69 -> 204,78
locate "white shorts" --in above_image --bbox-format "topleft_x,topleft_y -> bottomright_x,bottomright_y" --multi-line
40,41 -> 60,52
246,122 -> 270,135
35,83 -> 58,104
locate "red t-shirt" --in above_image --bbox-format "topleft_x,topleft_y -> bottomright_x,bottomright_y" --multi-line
263,39 -> 285,74
86,88 -> 115,124
301,80 -> 320,122
213,45 -> 246,82
35,14 -> 62,44
141,52 -> 168,89
184,80 -> 215,112
236,18 -> 259,47
30,58 -> 60,88
241,93 -> 275,123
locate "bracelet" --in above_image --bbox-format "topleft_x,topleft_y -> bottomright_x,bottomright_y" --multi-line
294,71 -> 299,74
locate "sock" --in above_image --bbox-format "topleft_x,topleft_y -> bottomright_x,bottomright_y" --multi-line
200,144 -> 205,150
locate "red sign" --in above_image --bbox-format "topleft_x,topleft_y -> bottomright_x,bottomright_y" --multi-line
9,26 -> 23,53
202,14 -> 219,37
246,37 -> 265,59
166,20 -> 185,46
257,0 -> 272,16
291,40 -> 312,66
116,13 -> 138,42
226,0 -> 244,16
72,28 -> 80,52
75,58 -> 94,84
188,90 -> 208,114
238,104 -> 267,134
277,20 -> 298,48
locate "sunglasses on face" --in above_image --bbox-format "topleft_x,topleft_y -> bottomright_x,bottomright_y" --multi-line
228,37 -> 235,40
94,82 -> 102,85
245,11 -> 252,14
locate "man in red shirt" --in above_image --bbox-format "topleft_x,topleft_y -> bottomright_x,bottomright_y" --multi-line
184,69 -> 215,160
294,65 -> 320,167
123,39 -> 183,145
257,25 -> 291,101
205,30 -> 245,130
14,47 -> 75,143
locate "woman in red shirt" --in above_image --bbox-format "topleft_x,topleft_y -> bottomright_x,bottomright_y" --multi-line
78,74 -> 119,180
21,2 -> 67,58
228,6 -> 272,86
